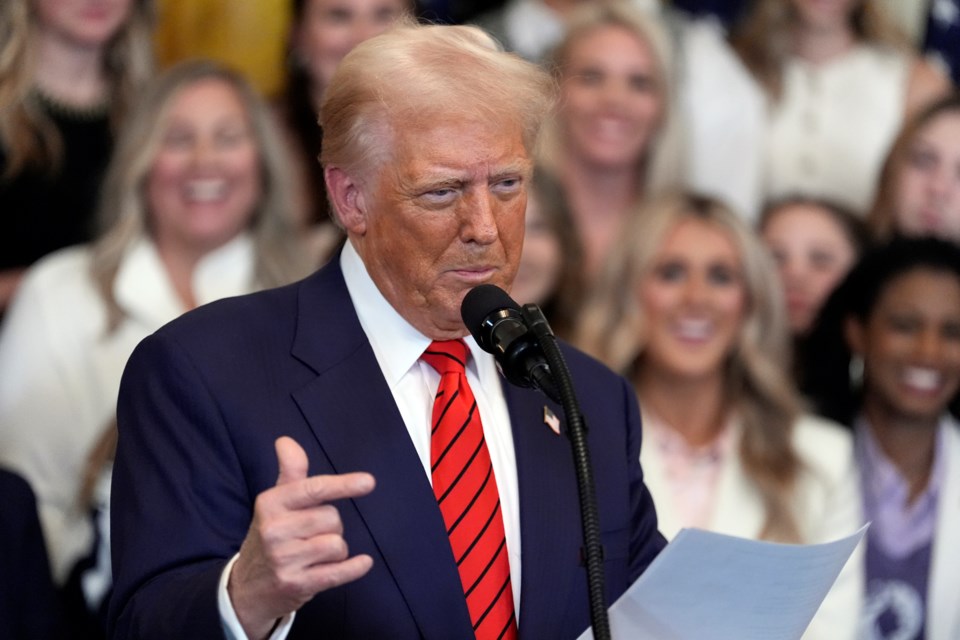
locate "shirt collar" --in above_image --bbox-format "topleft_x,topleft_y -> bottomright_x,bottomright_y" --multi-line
855,413 -> 947,516
339,240 -> 496,387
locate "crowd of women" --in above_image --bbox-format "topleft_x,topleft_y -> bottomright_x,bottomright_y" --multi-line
1,1 -> 958,638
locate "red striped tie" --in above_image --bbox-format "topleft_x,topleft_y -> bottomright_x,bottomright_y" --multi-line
422,340 -> 518,640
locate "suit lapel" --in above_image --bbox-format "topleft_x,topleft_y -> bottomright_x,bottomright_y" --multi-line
290,261 -> 472,638
506,383 -> 584,639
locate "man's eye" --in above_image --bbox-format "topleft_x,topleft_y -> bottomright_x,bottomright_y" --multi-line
422,188 -> 457,204
493,178 -> 521,193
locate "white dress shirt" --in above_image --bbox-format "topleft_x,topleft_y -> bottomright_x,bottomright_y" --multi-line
220,241 -> 522,639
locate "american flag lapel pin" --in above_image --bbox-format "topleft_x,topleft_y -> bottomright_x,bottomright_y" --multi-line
543,406 -> 561,435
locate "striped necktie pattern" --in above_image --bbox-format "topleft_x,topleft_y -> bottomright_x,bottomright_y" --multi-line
422,339 -> 518,640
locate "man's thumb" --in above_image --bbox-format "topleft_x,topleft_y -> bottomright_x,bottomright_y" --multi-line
275,436 -> 309,486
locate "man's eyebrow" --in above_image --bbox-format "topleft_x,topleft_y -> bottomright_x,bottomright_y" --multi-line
491,161 -> 533,180
398,173 -> 465,194
418,176 -> 466,190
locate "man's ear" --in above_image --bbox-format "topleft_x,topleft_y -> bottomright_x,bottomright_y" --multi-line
325,166 -> 368,235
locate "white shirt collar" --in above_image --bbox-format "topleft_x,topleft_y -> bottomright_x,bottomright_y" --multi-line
339,240 -> 496,386
339,240 -> 522,609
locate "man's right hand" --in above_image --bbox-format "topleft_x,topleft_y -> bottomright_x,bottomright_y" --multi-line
228,436 -> 376,639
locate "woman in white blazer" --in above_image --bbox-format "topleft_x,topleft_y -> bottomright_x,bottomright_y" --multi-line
0,61 -> 311,597
805,237 -> 960,640
577,192 -> 863,639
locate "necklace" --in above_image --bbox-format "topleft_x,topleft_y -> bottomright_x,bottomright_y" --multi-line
32,88 -> 109,121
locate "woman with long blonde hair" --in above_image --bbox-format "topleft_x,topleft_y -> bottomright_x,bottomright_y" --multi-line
541,1 -> 684,281
577,192 -> 863,639
0,62 -> 311,630
0,0 -> 155,312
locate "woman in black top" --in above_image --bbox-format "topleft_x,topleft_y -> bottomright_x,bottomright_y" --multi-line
0,0 -> 154,312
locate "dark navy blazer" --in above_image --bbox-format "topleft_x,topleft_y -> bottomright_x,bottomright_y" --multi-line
108,257 -> 665,639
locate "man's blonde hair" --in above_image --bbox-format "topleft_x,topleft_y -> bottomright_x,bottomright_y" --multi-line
320,18 -> 556,185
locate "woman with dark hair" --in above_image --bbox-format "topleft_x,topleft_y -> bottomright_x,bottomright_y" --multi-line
803,237 -> 960,639
276,0 -> 410,260
510,169 -> 585,339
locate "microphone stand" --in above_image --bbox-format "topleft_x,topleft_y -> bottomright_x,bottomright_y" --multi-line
522,304 -> 611,640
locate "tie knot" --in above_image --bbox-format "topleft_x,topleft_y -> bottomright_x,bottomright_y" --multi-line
422,339 -> 469,376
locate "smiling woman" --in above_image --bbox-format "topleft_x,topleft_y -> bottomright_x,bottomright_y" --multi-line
575,191 -> 864,639
540,2 -> 683,283
803,238 -> 960,639
0,60 -> 312,632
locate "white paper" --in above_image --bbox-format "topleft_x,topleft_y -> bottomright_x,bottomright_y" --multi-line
578,525 -> 867,640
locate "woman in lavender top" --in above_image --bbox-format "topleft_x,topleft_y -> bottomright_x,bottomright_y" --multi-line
804,237 -> 960,640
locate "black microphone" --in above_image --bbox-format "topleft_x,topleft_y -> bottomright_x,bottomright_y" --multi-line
461,284 -> 560,403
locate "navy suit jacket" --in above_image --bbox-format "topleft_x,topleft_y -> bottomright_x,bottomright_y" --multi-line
0,468 -> 65,640
108,258 -> 665,639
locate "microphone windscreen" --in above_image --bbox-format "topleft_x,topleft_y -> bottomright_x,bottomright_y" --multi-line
460,284 -> 520,338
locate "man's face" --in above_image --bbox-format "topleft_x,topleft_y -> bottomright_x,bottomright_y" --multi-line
352,115 -> 531,339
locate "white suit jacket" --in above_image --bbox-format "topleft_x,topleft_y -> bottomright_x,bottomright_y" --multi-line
0,235 -> 255,582
922,418 -> 960,640
641,413 -> 864,640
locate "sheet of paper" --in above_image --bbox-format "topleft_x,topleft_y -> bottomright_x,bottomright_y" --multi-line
578,524 -> 867,640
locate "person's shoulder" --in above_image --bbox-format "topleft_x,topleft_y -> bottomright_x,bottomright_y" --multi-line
793,412 -> 853,446
0,467 -> 36,506
158,277 -> 302,345
942,414 -> 960,447
152,260 -> 339,350
21,245 -> 92,288
792,413 -> 855,478
559,340 -> 620,374
11,245 -> 96,312
557,340 -> 633,397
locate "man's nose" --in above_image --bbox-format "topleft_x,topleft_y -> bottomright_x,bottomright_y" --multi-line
461,189 -> 499,245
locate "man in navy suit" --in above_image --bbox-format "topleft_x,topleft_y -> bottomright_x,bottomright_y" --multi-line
109,19 -> 665,640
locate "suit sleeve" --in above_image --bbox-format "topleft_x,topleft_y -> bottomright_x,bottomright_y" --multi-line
620,375 -> 667,581
108,330 -> 255,639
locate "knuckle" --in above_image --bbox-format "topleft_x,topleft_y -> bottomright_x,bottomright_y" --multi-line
263,544 -> 287,568
303,477 -> 328,504
258,520 -> 284,546
330,536 -> 350,561
315,533 -> 349,562
317,505 -> 343,533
